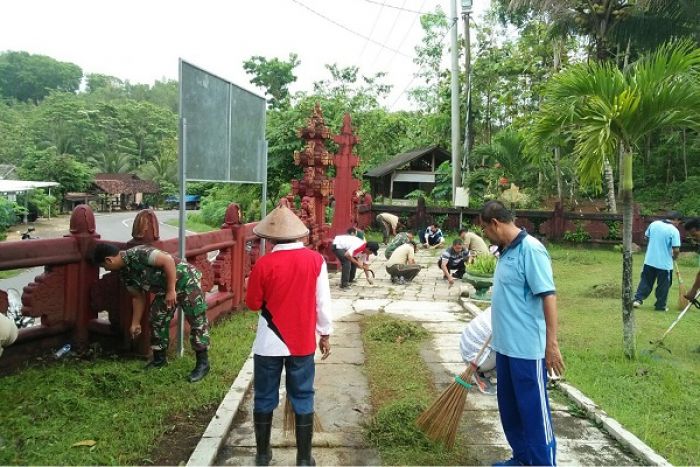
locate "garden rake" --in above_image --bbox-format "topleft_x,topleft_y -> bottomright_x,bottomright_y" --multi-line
647,289 -> 700,355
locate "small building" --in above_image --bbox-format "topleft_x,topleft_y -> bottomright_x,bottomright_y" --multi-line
364,146 -> 451,202
63,192 -> 100,212
92,173 -> 159,211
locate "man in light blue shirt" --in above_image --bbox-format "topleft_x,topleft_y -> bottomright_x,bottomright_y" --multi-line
633,211 -> 682,312
480,200 -> 564,467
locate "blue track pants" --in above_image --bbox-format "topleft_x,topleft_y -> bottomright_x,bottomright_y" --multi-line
496,352 -> 557,466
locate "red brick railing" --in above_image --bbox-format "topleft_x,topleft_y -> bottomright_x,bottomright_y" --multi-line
0,204 -> 264,370
370,201 -> 692,247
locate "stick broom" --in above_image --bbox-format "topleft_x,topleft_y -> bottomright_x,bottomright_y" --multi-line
416,335 -> 492,449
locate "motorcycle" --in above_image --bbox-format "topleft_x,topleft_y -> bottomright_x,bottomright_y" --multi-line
20,227 -> 39,240
5,288 -> 35,328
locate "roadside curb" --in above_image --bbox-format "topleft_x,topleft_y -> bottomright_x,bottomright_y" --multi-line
557,382 -> 671,466
187,351 -> 255,466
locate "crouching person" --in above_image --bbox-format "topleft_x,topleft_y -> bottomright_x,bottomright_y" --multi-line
246,206 -> 333,466
93,243 -> 210,382
385,241 -> 421,284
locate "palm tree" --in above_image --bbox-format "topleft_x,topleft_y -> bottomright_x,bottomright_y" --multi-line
507,0 -> 700,211
88,152 -> 133,174
532,40 -> 700,358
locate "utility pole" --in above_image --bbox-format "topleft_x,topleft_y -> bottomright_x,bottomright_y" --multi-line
461,0 -> 473,186
450,0 -> 460,205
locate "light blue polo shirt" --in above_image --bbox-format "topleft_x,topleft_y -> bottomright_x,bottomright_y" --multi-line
491,230 -> 555,360
644,220 -> 681,271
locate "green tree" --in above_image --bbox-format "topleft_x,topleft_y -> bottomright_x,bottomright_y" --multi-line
243,53 -> 300,109
532,40 -> 700,358
18,148 -> 93,198
86,73 -> 124,93
410,7 -> 450,112
0,51 -> 82,103
88,152 -> 133,173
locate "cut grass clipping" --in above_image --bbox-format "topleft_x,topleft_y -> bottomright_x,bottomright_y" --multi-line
0,311 -> 257,465
361,314 -> 477,465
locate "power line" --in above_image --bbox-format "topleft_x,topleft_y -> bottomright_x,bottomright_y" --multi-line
361,0 -> 429,15
357,0 -> 387,62
370,0 -> 409,67
389,17 -> 457,110
384,0 -> 429,69
290,0 -> 412,59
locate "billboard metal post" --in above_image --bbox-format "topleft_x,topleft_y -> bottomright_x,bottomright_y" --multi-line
177,58 -> 267,356
177,116 -> 187,358
259,141 -> 269,256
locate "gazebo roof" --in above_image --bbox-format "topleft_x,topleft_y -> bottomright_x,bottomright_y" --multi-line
364,145 -> 450,178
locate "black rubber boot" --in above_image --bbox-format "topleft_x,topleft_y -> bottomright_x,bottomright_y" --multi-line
295,412 -> 315,466
188,350 -> 210,382
254,411 -> 274,466
144,349 -> 167,370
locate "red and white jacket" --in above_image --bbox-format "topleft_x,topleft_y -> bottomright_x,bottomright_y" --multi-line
245,242 -> 333,356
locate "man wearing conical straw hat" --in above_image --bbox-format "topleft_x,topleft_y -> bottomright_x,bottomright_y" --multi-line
246,205 -> 332,466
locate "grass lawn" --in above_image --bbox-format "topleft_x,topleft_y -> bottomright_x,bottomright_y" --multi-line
361,314 -> 478,465
551,245 -> 700,465
0,269 -> 24,279
0,311 -> 257,465
165,217 -> 216,233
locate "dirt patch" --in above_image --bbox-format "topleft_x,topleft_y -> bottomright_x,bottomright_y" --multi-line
145,403 -> 218,465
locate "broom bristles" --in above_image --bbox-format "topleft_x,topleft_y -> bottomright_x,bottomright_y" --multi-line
283,396 -> 323,437
678,284 -> 689,310
676,262 -> 689,310
416,367 -> 472,449
416,336 -> 493,449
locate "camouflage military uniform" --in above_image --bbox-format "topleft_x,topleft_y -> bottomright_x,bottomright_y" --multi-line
121,245 -> 210,352
384,232 -> 410,259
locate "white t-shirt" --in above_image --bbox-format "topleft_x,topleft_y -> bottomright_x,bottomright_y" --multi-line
0,313 -> 18,357
459,308 -> 492,367
332,235 -> 366,257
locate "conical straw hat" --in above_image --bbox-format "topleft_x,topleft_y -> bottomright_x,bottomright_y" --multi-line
253,205 -> 309,240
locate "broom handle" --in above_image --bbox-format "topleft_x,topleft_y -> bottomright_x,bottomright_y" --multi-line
463,335 -> 492,379
674,261 -> 684,285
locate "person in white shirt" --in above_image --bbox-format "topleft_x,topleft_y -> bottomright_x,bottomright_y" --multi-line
0,312 -> 18,358
459,308 -> 496,394
332,229 -> 379,289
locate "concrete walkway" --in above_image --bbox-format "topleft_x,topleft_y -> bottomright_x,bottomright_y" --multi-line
200,247 -> 662,466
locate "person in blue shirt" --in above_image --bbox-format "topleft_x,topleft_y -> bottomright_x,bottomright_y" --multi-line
479,200 -> 564,467
633,211 -> 682,312
420,223 -> 445,249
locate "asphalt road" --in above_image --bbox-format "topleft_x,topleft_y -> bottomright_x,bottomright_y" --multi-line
1,209 -> 191,294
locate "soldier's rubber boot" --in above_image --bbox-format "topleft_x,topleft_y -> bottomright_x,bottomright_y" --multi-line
188,350 -> 210,382
295,412 -> 315,466
254,412 -> 273,466
144,349 -> 167,370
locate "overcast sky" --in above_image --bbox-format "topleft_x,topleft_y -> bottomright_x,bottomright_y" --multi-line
1,0 -> 490,110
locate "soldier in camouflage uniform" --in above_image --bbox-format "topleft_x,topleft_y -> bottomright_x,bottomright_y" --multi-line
93,243 -> 210,382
